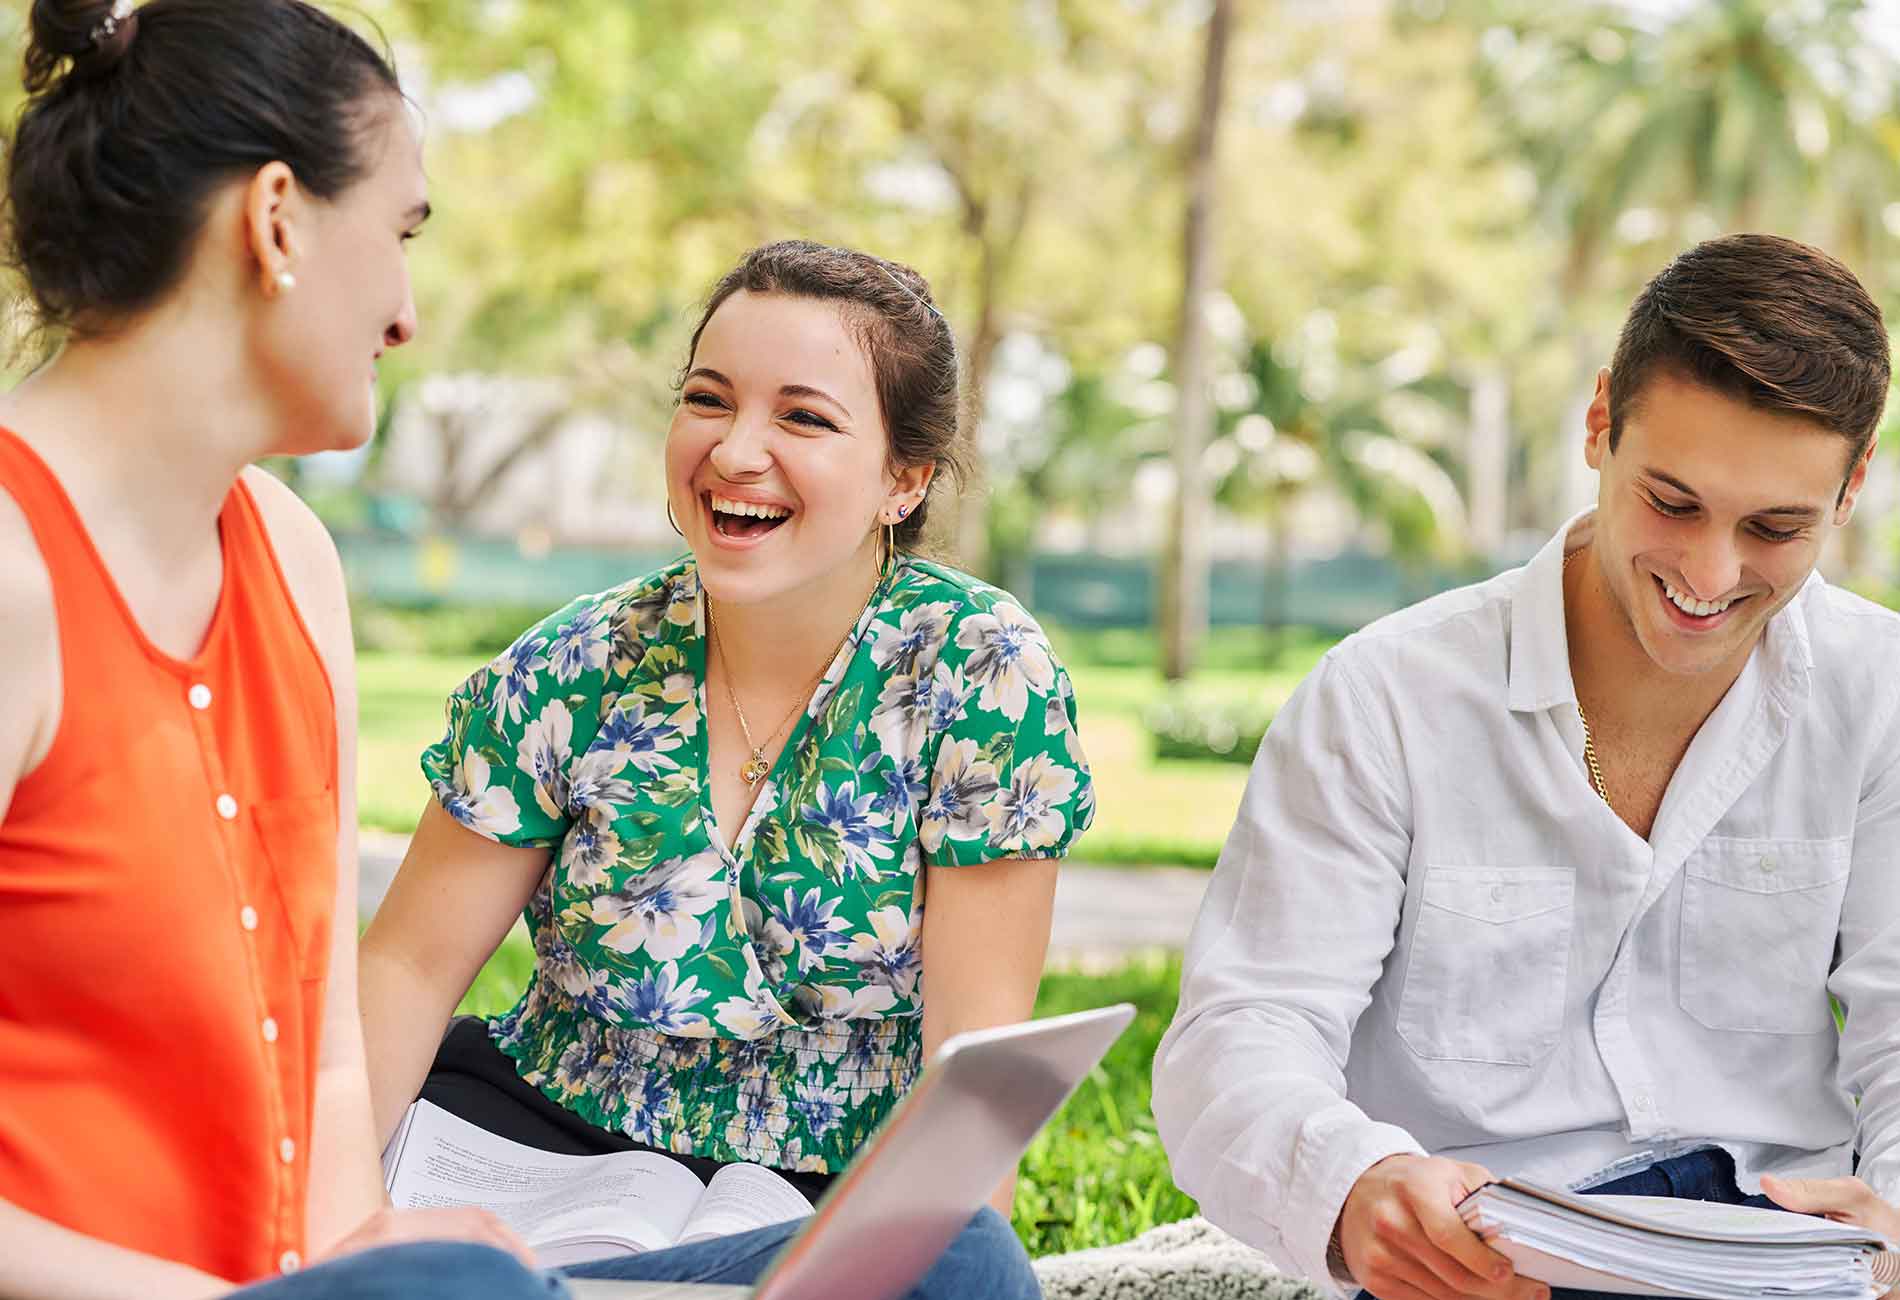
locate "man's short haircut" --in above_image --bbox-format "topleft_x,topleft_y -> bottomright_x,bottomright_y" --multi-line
1608,234 -> 1892,479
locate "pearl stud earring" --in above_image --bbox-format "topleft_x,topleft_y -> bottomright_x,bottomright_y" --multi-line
274,271 -> 297,294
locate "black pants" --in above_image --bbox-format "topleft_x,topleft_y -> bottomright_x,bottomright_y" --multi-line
420,1015 -> 835,1207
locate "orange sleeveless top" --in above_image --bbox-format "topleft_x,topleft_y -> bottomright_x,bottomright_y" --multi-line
0,427 -> 338,1283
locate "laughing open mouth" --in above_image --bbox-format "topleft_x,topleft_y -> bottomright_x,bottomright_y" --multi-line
708,493 -> 793,540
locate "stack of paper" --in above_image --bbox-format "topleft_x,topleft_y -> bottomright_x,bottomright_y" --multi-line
1459,1179 -> 1891,1300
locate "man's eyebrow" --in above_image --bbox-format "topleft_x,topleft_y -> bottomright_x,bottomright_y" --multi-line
1642,468 -> 1700,498
1642,467 -> 1821,520
1754,503 -> 1823,522
781,384 -> 850,420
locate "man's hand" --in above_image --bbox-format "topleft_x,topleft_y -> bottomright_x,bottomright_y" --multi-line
1762,1174 -> 1900,1241
317,1206 -> 537,1270
1336,1154 -> 1548,1300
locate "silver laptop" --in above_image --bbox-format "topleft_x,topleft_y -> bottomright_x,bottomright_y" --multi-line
566,1003 -> 1135,1300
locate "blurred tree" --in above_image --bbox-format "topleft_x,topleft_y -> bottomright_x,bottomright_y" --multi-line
1,2 -> 35,364
777,0 -> 1190,575
1481,0 -> 1900,294
1159,0 -> 1236,680
1470,0 -> 1900,536
372,0 -> 1192,548
364,0 -> 839,526
1209,6 -> 1547,575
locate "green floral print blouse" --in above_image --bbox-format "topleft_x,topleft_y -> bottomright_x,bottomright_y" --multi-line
421,555 -> 1094,1173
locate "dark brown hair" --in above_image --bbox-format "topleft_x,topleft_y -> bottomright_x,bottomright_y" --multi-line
683,239 -> 965,549
6,0 -> 402,336
1609,234 -> 1891,488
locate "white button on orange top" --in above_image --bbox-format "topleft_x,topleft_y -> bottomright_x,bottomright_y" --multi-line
279,1251 -> 301,1274
240,906 -> 259,932
261,1017 -> 279,1043
215,794 -> 239,820
279,1137 -> 295,1165
188,684 -> 213,710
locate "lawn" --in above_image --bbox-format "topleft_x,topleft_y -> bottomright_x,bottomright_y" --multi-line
356,623 -> 1331,868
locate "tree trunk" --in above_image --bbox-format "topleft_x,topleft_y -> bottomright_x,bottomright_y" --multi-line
939,171 -> 1031,580
951,279 -> 1003,578
1466,363 -> 1511,559
446,405 -> 571,526
1159,0 -> 1235,681
1555,330 -> 1602,527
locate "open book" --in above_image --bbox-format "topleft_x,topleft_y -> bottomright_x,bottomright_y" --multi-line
1459,1177 -> 1897,1300
382,1099 -> 815,1267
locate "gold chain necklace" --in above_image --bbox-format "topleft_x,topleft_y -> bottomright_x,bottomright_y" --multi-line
706,584 -> 875,788
1564,546 -> 1614,811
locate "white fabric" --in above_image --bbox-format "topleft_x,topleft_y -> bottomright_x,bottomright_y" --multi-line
1032,1216 -> 1321,1300
1153,512 -> 1900,1298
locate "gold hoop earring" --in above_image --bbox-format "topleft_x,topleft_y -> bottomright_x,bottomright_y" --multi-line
884,502 -> 912,578
666,501 -> 683,537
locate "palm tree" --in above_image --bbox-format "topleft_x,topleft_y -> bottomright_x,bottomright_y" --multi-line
1473,0 -> 1900,532
1488,0 -> 1897,286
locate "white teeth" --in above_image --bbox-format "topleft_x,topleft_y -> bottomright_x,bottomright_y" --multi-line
1662,581 -> 1733,618
710,495 -> 791,520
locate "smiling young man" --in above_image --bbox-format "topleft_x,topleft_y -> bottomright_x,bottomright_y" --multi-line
1153,234 -> 1900,1300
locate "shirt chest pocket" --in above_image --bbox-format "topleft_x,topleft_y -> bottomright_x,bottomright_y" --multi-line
1397,866 -> 1575,1066
1679,836 -> 1849,1036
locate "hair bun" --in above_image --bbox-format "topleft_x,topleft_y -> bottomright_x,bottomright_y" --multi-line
26,0 -> 138,94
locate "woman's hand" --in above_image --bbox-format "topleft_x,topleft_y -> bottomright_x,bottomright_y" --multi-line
1761,1173 -> 1900,1241
1762,1175 -> 1900,1297
316,1205 -> 537,1270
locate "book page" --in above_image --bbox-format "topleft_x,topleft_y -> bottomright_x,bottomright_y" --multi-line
1587,1194 -> 1881,1243
386,1100 -> 708,1257
677,1161 -> 816,1244
1488,1181 -> 1883,1246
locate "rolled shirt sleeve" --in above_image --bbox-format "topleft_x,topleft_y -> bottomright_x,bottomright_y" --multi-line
1153,649 -> 1426,1292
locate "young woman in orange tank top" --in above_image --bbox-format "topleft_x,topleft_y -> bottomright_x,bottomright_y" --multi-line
0,3 -> 555,1297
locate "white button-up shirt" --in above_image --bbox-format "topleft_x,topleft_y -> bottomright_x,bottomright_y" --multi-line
1153,513 -> 1900,1296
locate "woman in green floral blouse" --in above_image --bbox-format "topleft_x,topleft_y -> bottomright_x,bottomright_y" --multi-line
359,240 -> 1093,1296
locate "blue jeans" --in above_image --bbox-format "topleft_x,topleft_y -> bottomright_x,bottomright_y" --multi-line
566,1206 -> 1040,1299
1357,1147 -> 1775,1300
232,1242 -> 565,1299
229,1208 -> 1036,1300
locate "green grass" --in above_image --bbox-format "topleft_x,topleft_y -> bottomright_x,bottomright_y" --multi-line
356,651 -> 473,834
454,933 -> 1194,1256
356,628 -> 1333,868
1013,953 -> 1196,1255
